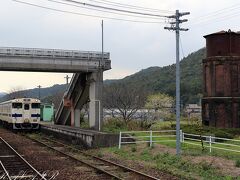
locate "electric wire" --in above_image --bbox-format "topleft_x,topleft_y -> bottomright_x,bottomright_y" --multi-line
189,3 -> 240,26
190,11 -> 240,26
192,3 -> 240,21
179,35 -> 185,59
88,0 -> 174,14
12,0 -> 168,24
189,9 -> 240,27
48,0 -> 167,20
60,0 -> 169,18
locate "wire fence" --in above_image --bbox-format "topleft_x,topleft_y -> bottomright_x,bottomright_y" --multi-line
118,130 -> 240,154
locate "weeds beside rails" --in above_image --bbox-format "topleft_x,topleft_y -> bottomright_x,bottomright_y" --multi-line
107,145 -> 232,179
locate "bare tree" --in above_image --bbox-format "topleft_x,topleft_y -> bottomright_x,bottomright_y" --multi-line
103,83 -> 146,124
6,86 -> 28,100
42,90 -> 64,109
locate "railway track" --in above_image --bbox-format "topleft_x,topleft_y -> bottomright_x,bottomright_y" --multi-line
0,137 -> 46,180
28,135 -> 160,180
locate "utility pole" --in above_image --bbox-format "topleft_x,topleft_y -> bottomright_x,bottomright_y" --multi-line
37,85 -> 41,99
64,75 -> 70,85
164,10 -> 190,156
101,20 -> 104,66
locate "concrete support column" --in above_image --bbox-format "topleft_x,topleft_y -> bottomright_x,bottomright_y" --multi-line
89,70 -> 103,131
70,106 -> 75,126
74,109 -> 81,127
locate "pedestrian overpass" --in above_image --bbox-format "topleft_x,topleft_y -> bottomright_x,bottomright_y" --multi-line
0,47 -> 111,130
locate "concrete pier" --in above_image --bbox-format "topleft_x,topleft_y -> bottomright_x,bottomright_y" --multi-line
89,70 -> 103,130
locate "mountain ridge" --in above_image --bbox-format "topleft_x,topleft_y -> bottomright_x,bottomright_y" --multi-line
105,48 -> 205,104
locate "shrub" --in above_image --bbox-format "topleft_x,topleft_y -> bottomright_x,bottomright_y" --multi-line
131,146 -> 137,152
200,161 -> 212,171
235,159 -> 240,167
97,152 -> 103,158
103,118 -> 127,133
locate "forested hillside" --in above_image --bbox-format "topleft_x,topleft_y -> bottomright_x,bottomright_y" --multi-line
0,84 -> 67,103
105,48 -> 205,105
0,93 -> 6,98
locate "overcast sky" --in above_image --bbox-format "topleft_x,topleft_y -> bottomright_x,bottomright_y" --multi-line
0,0 -> 239,92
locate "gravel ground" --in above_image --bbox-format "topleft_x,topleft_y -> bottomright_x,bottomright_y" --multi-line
0,128 -> 111,180
0,128 -> 181,180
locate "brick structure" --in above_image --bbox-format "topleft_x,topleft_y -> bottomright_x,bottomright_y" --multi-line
202,30 -> 240,128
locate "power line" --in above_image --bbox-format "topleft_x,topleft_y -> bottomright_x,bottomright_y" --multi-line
64,75 -> 70,85
13,0 -> 168,24
179,35 -> 185,58
48,0 -> 167,20
192,3 -> 240,21
37,85 -> 41,99
189,9 -> 240,27
164,10 -> 190,156
61,0 -> 169,18
188,3 -> 240,26
88,0 -> 174,14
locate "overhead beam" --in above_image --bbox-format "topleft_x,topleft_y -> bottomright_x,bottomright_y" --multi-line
0,47 -> 111,72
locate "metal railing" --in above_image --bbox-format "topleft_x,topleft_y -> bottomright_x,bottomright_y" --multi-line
182,132 -> 240,153
118,130 -> 240,154
118,130 -> 177,149
0,47 -> 110,59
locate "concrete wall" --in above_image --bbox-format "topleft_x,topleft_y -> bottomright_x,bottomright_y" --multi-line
41,125 -> 119,148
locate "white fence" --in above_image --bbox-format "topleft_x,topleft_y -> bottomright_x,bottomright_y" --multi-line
118,130 -> 240,154
118,130 -> 177,149
183,132 -> 240,153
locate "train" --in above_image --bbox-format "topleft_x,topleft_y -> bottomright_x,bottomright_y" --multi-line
0,98 -> 41,130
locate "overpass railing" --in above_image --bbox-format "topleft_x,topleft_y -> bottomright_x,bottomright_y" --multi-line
0,47 -> 110,59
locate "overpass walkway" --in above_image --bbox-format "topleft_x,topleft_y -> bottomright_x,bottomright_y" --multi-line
0,47 -> 111,130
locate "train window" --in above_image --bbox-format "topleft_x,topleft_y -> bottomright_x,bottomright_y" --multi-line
45,106 -> 52,108
24,104 -> 30,110
32,103 -> 40,109
12,103 -> 22,109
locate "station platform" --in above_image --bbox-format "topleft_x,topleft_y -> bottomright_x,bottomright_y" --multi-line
40,123 -> 119,148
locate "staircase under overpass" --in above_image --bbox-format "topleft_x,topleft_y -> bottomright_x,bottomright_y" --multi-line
0,47 -> 111,130
55,73 -> 91,127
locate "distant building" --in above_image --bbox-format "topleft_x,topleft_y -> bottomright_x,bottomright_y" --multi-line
185,104 -> 201,118
40,103 -> 54,121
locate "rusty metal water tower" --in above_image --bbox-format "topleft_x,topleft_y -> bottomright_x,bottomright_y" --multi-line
202,30 -> 240,128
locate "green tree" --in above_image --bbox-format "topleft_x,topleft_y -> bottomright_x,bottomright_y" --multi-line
145,93 -> 174,121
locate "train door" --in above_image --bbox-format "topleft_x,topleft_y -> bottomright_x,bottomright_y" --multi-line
23,103 -> 30,123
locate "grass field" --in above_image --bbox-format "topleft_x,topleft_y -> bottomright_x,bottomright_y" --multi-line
91,118 -> 240,179
98,143 -> 240,180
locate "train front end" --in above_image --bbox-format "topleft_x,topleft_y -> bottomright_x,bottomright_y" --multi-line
12,98 -> 41,130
